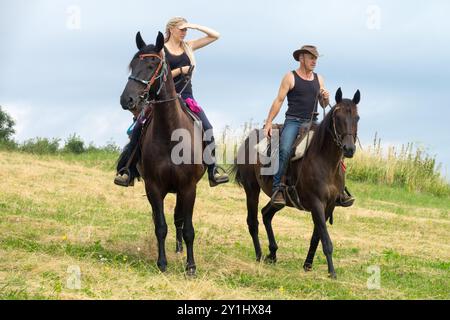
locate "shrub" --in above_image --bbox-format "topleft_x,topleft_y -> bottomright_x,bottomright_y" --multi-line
20,137 -> 60,154
346,134 -> 450,197
63,134 -> 85,154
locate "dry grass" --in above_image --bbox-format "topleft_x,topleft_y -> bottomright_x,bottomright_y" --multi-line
0,151 -> 449,299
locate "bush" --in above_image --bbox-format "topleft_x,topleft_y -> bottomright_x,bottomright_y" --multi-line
20,137 -> 60,154
346,134 -> 450,197
63,134 -> 85,154
100,139 -> 121,153
0,139 -> 18,151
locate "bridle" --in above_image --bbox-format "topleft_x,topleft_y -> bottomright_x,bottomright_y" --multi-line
329,105 -> 358,149
127,53 -> 177,109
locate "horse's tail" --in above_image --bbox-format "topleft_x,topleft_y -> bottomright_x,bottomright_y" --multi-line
229,162 -> 243,187
228,128 -> 261,188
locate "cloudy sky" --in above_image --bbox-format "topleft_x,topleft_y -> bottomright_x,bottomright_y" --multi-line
1,0 -> 449,179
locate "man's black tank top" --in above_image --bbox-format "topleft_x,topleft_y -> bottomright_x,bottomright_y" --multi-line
286,71 -> 320,120
164,46 -> 193,97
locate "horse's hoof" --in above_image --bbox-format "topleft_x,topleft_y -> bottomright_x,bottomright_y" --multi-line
256,255 -> 262,262
328,272 -> 337,279
157,263 -> 167,273
303,263 -> 313,272
185,266 -> 196,278
264,255 -> 277,264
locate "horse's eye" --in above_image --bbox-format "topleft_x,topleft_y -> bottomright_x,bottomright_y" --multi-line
355,115 -> 360,122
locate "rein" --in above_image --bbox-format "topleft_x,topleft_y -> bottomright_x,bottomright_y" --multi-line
328,105 -> 358,150
128,53 -> 194,107
128,53 -> 177,107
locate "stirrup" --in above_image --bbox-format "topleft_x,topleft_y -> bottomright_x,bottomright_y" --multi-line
336,187 -> 355,207
114,168 -> 134,187
271,186 -> 286,208
208,165 -> 229,187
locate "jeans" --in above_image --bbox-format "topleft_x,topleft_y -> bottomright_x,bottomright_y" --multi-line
272,116 -> 315,192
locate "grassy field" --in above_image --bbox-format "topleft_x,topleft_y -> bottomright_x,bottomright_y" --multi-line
0,150 -> 449,300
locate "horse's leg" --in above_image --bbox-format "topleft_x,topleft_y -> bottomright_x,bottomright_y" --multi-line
303,204 -> 334,271
174,198 -> 184,253
311,200 -> 336,279
245,186 -> 262,261
262,202 -> 281,263
303,226 -> 320,272
145,183 -> 168,272
178,186 -> 197,276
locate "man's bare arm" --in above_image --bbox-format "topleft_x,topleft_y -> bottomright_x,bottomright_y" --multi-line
264,73 -> 293,137
318,74 -> 330,107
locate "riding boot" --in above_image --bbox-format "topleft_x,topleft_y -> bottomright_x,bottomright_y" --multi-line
336,186 -> 355,207
114,119 -> 143,187
207,164 -> 229,187
114,146 -> 137,187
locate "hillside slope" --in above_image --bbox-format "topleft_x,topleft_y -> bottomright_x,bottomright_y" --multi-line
0,151 -> 448,299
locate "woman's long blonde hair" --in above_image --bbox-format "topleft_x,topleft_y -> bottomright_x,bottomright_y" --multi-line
165,17 -> 196,70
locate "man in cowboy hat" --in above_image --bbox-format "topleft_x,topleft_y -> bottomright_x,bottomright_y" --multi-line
264,45 -> 354,208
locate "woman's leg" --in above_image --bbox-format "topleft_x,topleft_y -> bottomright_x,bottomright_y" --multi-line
196,109 -> 228,186
114,119 -> 143,187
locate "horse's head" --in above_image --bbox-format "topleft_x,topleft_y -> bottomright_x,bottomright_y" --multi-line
331,88 -> 361,158
120,31 -> 167,112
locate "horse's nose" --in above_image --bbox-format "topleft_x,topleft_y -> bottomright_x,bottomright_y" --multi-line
343,145 -> 355,158
120,95 -> 134,110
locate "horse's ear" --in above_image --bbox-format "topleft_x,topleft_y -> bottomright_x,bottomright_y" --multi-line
136,31 -> 146,50
155,31 -> 165,53
335,87 -> 343,104
353,90 -> 361,105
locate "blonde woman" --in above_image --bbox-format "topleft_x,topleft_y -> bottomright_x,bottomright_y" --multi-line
163,17 -> 228,186
114,18 -> 228,187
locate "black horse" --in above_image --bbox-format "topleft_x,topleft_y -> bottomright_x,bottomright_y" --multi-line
120,32 -> 206,276
231,88 -> 360,278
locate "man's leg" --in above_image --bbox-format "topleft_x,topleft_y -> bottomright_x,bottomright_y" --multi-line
272,118 -> 301,206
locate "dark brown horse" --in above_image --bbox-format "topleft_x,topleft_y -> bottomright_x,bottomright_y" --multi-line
231,88 -> 360,278
120,32 -> 205,276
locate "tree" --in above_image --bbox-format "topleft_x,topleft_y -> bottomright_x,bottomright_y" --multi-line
0,106 -> 15,142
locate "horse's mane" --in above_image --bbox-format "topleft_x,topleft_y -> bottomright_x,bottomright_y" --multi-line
304,105 -> 336,156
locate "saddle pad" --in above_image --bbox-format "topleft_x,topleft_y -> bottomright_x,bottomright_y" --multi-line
291,130 -> 314,161
179,97 -> 201,123
254,130 -> 314,161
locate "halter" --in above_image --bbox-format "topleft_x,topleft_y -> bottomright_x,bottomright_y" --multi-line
127,53 -> 177,106
329,105 -> 358,149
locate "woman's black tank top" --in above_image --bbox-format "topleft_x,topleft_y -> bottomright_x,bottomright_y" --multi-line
164,46 -> 193,96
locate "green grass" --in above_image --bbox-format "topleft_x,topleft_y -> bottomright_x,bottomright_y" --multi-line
0,150 -> 449,300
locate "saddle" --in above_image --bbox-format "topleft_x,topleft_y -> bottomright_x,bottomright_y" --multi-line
135,97 -> 206,177
256,122 -> 318,162
138,97 -> 202,143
